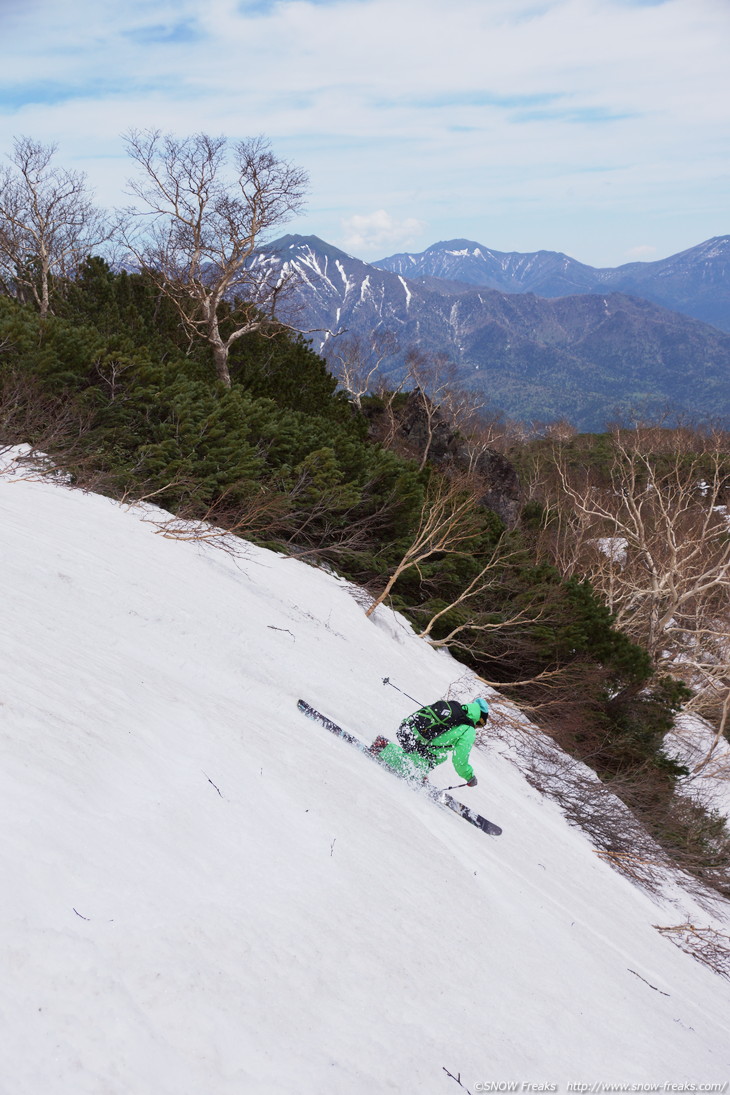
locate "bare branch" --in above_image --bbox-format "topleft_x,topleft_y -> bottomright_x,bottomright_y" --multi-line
365,473 -> 485,617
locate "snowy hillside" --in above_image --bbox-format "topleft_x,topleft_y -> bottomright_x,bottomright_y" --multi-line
2,448 -> 730,1095
668,714 -> 730,823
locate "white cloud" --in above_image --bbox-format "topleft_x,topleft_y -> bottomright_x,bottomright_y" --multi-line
0,0 -> 728,264
624,245 -> 658,260
339,210 -> 426,256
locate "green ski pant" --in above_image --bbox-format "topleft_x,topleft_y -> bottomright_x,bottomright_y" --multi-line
377,741 -> 433,779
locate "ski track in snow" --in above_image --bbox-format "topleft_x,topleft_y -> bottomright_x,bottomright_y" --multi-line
1,448 -> 729,1094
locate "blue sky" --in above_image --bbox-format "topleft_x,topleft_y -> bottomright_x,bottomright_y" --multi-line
1,0 -> 728,265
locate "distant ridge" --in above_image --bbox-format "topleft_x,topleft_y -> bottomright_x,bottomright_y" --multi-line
251,234 -> 730,430
374,236 -> 730,332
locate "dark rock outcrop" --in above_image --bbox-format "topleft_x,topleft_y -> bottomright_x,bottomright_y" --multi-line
396,390 -> 521,526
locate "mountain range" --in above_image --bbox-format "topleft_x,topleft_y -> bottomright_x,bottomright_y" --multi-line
252,234 -> 730,430
375,236 -> 730,332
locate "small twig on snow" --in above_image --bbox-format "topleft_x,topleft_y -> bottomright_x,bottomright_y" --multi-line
627,969 -> 670,996
442,1067 -> 474,1094
204,773 -> 223,798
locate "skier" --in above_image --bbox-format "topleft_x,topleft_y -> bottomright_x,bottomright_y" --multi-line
370,697 -> 489,786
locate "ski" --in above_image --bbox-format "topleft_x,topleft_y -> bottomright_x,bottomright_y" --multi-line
297,699 -> 502,837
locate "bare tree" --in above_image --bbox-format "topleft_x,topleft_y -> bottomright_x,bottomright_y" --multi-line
390,348 -> 502,475
543,417 -> 577,443
121,129 -> 308,386
365,473 -> 485,617
370,370 -> 409,448
416,532 -> 537,647
0,136 -> 110,317
534,428 -> 730,750
401,348 -> 460,470
325,329 -> 399,409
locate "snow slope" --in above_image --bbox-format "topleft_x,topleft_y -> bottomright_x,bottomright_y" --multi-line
1,451 -> 730,1095
667,713 -> 730,822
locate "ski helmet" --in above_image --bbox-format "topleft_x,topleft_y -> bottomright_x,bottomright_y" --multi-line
475,697 -> 490,717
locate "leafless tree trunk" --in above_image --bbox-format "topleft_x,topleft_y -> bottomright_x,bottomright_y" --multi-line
0,136 -> 110,317
121,129 -> 308,386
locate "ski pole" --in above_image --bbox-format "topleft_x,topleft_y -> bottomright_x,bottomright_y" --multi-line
382,677 -> 424,706
441,782 -> 470,791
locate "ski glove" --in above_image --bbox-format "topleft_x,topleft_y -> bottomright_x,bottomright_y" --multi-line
466,776 -> 478,787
